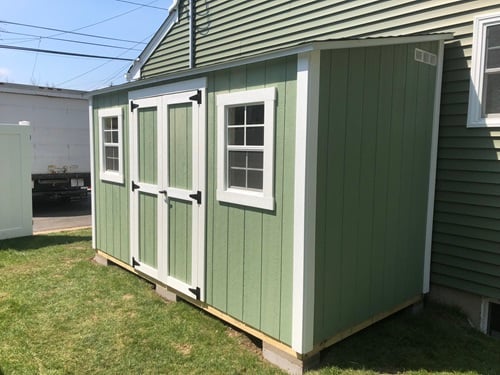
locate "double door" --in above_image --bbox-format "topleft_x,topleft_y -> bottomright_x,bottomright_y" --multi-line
129,88 -> 205,301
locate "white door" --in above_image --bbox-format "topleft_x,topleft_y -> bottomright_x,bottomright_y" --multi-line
130,87 -> 206,301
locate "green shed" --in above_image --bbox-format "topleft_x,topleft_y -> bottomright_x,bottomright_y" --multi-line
90,31 -> 450,372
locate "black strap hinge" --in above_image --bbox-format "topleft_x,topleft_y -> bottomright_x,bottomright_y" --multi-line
189,89 -> 202,105
131,181 -> 140,192
189,190 -> 202,205
188,287 -> 200,300
132,256 -> 140,268
130,101 -> 139,112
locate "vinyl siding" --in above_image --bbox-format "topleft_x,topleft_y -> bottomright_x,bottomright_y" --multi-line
141,2 -> 190,79
92,92 -> 130,263
314,42 -> 438,344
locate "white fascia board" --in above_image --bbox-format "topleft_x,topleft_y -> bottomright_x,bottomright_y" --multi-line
292,50 -> 320,354
91,33 -> 453,97
0,82 -> 87,99
125,0 -> 181,81
423,40 -> 445,294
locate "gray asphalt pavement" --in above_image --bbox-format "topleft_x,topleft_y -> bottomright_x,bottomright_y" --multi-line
32,195 -> 91,234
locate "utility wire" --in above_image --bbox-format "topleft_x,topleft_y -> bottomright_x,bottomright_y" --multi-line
0,44 -> 134,61
115,0 -> 167,10
0,20 -> 146,44
0,30 -> 142,51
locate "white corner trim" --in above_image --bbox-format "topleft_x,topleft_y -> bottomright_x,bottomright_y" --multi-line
292,50 -> 320,354
423,40 -> 445,294
89,100 -> 96,249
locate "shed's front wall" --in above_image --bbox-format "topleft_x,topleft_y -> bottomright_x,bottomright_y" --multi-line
92,56 -> 297,345
314,42 -> 438,344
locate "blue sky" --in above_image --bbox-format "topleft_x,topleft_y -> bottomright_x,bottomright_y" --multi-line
0,0 -> 172,91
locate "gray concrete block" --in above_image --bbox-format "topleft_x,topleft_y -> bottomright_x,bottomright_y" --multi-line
262,342 -> 319,375
93,253 -> 109,266
155,284 -> 178,302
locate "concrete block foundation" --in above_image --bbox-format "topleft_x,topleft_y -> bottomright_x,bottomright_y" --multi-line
262,342 -> 320,375
155,284 -> 179,302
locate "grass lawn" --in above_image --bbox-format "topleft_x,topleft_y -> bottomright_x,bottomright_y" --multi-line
0,229 -> 499,374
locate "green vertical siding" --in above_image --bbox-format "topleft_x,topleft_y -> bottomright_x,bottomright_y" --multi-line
314,43 -> 438,344
168,102 -> 192,189
168,199 -> 192,284
138,107 -> 158,184
139,192 -> 157,268
205,56 -> 296,345
92,91 -> 130,263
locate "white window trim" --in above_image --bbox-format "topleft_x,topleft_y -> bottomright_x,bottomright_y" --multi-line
216,87 -> 276,211
98,107 -> 124,184
467,12 -> 500,128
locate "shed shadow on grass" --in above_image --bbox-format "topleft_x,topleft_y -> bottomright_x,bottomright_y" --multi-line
316,302 -> 500,374
0,233 -> 91,252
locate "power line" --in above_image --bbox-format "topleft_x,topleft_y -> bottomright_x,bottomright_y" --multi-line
0,44 -> 134,61
115,0 -> 168,10
0,20 -> 147,44
0,30 -> 142,51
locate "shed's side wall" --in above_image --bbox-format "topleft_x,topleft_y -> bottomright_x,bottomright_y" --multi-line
92,92 -> 130,263
314,43 -> 438,344
206,56 -> 296,345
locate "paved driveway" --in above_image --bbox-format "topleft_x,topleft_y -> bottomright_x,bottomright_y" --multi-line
33,196 -> 91,234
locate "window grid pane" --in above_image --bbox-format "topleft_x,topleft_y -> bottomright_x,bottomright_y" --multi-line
104,145 -> 119,172
228,150 -> 264,191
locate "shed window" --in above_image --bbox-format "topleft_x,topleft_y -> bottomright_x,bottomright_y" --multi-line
467,13 -> 500,127
98,108 -> 124,184
216,88 -> 275,210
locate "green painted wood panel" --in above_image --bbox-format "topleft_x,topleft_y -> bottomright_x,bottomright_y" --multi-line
314,43 -> 438,344
138,107 -> 157,184
139,192 -> 157,268
168,198 -> 192,284
168,102 -> 192,189
92,91 -> 130,264
205,56 -> 296,345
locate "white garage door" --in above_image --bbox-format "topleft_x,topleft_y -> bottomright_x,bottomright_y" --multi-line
0,123 -> 32,239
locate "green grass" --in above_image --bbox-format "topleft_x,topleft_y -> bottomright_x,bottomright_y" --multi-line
1,229 -> 499,374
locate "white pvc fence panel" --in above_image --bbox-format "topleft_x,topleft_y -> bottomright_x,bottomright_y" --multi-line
0,123 -> 32,239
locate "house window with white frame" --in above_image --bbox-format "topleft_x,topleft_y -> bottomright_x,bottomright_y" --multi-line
98,107 -> 124,184
216,87 -> 276,210
467,13 -> 500,127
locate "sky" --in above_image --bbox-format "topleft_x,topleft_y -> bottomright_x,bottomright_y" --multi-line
0,0 -> 173,91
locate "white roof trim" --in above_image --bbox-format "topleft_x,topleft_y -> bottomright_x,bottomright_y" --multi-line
92,33 -> 453,97
0,82 -> 87,99
125,0 -> 182,81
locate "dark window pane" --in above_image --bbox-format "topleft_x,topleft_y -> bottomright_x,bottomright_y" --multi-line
104,118 -> 112,130
229,151 -> 246,168
246,126 -> 264,146
247,151 -> 263,169
485,72 -> 500,114
112,131 -> 118,143
111,117 -> 118,130
487,48 -> 500,69
247,170 -> 263,190
228,106 -> 245,125
487,24 -> 500,48
246,104 -> 264,124
104,131 -> 112,143
229,168 -> 246,188
228,127 -> 244,145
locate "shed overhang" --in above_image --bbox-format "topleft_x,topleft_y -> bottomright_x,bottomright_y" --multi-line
95,33 -> 452,98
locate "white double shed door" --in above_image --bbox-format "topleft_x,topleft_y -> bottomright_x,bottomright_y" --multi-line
128,78 -> 206,301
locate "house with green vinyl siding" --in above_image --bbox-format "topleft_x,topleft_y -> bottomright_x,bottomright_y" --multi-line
89,1 -> 500,372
